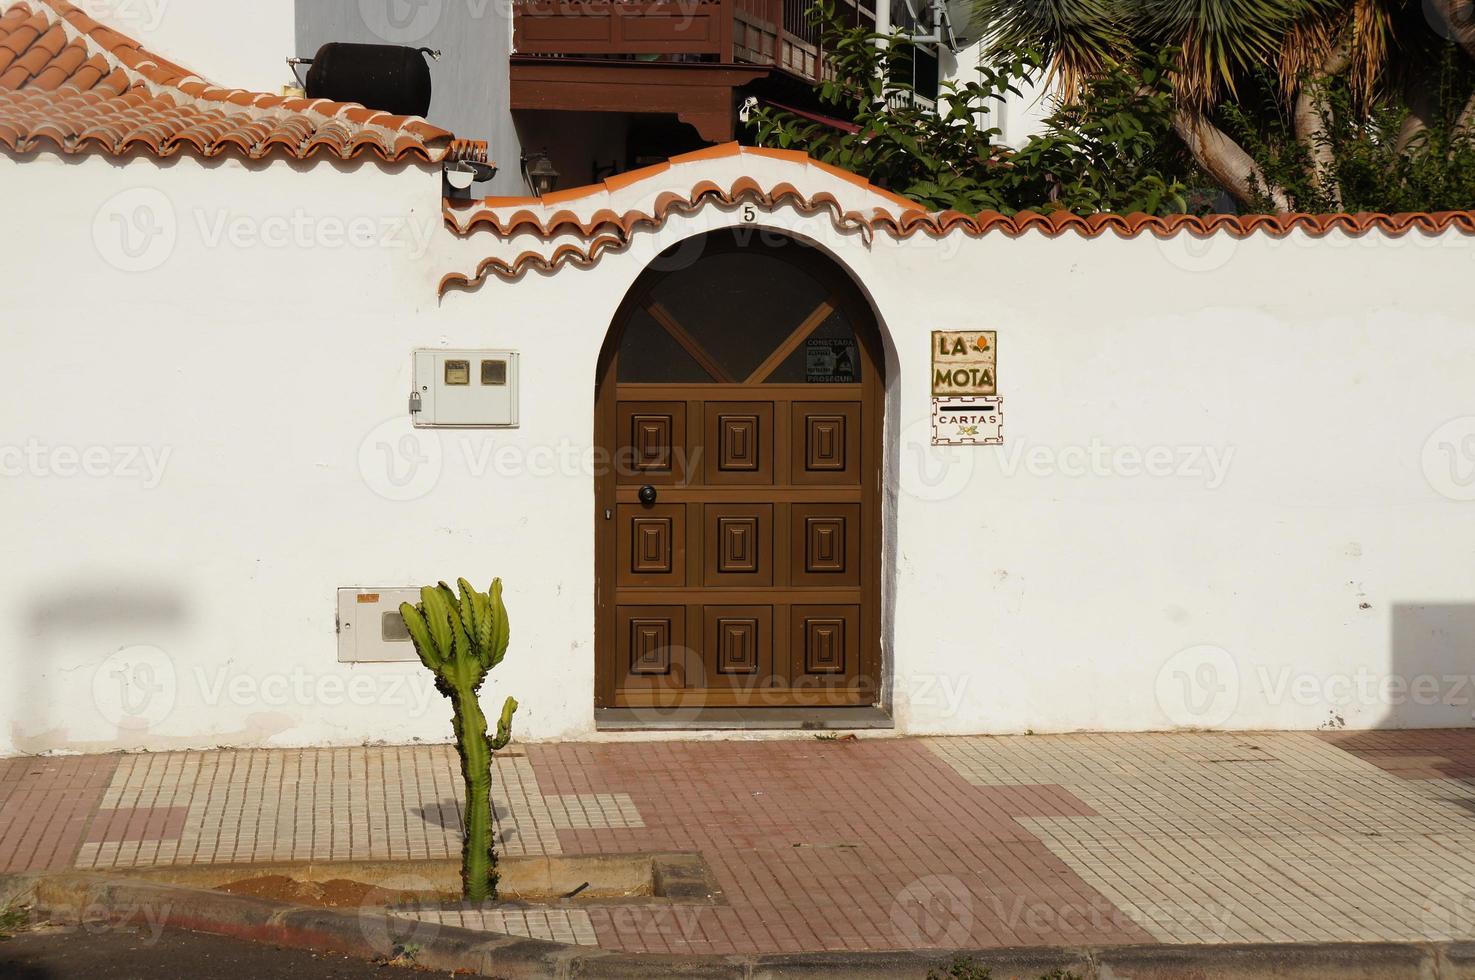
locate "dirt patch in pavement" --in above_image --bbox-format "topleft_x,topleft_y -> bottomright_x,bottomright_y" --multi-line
128,853 -> 715,907
215,875 -> 455,909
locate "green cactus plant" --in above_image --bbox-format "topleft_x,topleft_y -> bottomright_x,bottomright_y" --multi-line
399,578 -> 518,903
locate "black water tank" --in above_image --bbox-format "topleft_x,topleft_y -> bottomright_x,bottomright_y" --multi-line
305,43 -> 433,117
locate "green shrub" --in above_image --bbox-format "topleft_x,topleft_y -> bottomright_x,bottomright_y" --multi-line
1226,49 -> 1475,213
748,1 -> 1189,215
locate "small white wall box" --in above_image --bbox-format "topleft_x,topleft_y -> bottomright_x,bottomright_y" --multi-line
412,349 -> 519,427
337,588 -> 422,662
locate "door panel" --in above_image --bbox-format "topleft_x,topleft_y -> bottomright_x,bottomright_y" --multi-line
616,604 -> 694,691
703,401 -> 774,485
615,401 -> 689,486
704,604 -> 776,690
791,402 -> 860,486
790,604 -> 861,688
789,503 -> 861,588
617,502 -> 686,587
703,503 -> 773,587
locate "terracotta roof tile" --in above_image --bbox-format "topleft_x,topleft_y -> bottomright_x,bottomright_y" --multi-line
438,143 -> 1475,292
0,0 -> 483,164
600,160 -> 669,193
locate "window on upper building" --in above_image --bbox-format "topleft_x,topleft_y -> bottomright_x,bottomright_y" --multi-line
887,0 -> 941,107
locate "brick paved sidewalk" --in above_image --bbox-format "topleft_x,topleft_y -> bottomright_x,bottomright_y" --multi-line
4,731 -> 1475,955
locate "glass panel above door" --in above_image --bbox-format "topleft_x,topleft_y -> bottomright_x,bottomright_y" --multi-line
616,306 -> 713,382
763,308 -> 863,384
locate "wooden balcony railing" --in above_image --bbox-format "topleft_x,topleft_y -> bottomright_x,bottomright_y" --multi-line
512,0 -> 872,84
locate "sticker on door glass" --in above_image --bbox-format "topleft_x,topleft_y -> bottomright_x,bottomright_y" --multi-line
806,338 -> 858,383
932,396 -> 1003,446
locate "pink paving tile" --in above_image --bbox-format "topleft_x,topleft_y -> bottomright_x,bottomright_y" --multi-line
0,754 -> 118,871
85,805 -> 189,844
1321,728 -> 1475,780
525,739 -> 1152,954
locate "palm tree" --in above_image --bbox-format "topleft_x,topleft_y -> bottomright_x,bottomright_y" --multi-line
969,0 -> 1475,209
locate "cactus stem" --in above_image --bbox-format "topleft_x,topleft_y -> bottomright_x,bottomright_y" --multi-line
452,687 -> 497,903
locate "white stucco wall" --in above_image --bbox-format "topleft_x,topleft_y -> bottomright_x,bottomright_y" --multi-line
86,0 -> 298,92
0,152 -> 574,755
4,150 -> 1475,756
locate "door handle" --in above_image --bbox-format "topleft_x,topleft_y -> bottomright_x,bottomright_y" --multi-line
638,484 -> 658,506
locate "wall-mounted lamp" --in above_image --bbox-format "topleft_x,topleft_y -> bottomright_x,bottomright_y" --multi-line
521,150 -> 561,197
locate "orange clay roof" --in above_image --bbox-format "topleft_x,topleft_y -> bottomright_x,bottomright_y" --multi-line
0,0 -> 484,163
438,143 -> 1475,291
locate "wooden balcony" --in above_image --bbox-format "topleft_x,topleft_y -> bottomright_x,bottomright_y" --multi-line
512,0 -> 873,86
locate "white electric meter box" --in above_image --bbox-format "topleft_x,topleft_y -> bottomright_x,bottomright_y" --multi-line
336,588 -> 422,662
412,349 -> 519,427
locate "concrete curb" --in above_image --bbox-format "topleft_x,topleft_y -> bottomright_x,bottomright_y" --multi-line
7,872 -> 1475,979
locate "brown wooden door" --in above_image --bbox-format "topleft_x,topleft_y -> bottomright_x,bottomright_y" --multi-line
595,231 -> 882,711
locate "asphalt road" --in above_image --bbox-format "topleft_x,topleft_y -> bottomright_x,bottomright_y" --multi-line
0,926 -> 427,979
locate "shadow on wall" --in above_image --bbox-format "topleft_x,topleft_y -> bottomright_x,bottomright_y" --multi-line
13,583 -> 191,753
27,587 -> 188,634
1384,603 -> 1475,729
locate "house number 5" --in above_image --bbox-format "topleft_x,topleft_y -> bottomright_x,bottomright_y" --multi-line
742,204 -> 756,222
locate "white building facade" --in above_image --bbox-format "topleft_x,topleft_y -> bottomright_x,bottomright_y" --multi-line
4,1 -> 1475,755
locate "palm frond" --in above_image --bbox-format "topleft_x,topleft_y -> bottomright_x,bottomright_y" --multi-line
1139,0 -> 1335,106
1281,0 -> 1396,109
1348,0 -> 1397,106
1280,11 -> 1338,101
971,0 -> 1128,95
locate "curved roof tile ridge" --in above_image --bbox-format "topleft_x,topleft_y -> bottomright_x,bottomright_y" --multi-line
438,143 -> 1475,292
0,0 -> 481,163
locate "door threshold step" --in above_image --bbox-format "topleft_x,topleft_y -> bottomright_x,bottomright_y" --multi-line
595,706 -> 893,732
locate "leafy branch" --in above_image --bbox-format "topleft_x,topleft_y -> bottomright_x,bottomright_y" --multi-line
748,2 -> 1189,215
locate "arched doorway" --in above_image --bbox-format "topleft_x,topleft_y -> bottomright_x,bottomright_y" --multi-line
594,229 -> 884,716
